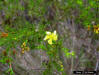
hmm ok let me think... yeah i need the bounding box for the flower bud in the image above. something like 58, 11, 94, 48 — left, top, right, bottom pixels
2, 50, 7, 56
13, 49, 16, 55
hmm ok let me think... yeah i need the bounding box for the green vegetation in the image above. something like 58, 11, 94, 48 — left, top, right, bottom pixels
0, 0, 98, 75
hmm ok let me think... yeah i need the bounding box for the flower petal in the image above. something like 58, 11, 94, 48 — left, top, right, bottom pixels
44, 35, 49, 40
48, 39, 52, 45
96, 30, 99, 34
52, 31, 58, 41
53, 30, 56, 34
46, 31, 51, 35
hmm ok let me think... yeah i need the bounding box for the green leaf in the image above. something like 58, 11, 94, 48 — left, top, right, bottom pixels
77, 0, 83, 5
0, 59, 5, 64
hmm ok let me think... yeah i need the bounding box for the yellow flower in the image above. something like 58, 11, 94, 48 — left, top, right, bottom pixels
44, 30, 58, 45
60, 65, 63, 68
48, 39, 52, 44
93, 25, 99, 34
44, 31, 51, 40
25, 47, 30, 51
21, 48, 25, 54
23, 42, 26, 47
51, 31, 58, 41
21, 41, 30, 54
21, 50, 25, 54
95, 30, 99, 34
87, 25, 90, 31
